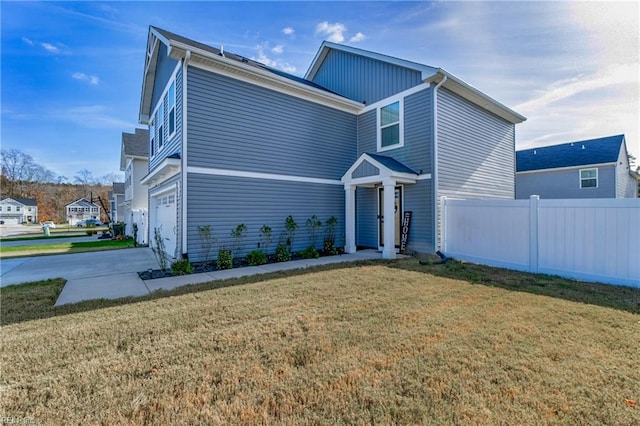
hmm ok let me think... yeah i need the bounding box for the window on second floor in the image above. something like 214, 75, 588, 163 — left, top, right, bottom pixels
150, 118, 155, 157
7, 206, 11, 212
157, 102, 164, 150
580, 168, 598, 189
16, 206, 21, 212
378, 100, 403, 151
168, 81, 176, 136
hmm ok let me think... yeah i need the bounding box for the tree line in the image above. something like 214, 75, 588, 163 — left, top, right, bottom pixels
1, 148, 122, 223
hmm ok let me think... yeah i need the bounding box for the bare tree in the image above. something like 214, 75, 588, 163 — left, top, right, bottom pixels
1, 148, 57, 198
74, 169, 95, 198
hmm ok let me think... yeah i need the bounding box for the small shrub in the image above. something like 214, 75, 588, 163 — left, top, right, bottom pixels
171, 259, 193, 276
231, 224, 248, 259
132, 223, 139, 247
305, 215, 322, 248
246, 249, 268, 266
217, 248, 233, 270
300, 246, 319, 259
151, 227, 170, 272
323, 216, 339, 255
260, 225, 273, 255
274, 242, 291, 262
197, 225, 217, 264
284, 215, 298, 247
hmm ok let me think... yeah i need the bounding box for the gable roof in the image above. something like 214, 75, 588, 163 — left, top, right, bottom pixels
120, 128, 149, 170
65, 198, 100, 208
1, 197, 37, 207
366, 153, 418, 175
516, 134, 626, 172
139, 27, 362, 123
306, 41, 526, 125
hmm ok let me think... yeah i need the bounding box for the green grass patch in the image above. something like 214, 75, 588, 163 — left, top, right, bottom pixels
0, 279, 66, 325
0, 234, 89, 242
0, 239, 133, 258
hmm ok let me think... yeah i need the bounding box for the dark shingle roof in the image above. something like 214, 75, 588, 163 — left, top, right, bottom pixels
151, 26, 336, 94
123, 128, 149, 157
516, 135, 625, 172
66, 198, 99, 208
367, 153, 418, 175
1, 197, 37, 206
111, 182, 125, 194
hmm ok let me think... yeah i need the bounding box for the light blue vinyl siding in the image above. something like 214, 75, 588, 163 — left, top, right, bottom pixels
312, 49, 422, 105
404, 180, 434, 253
352, 161, 379, 178
437, 88, 515, 199
149, 66, 183, 171
357, 89, 433, 174
186, 173, 345, 262
187, 66, 357, 179
356, 187, 377, 248
516, 166, 616, 199
151, 43, 179, 116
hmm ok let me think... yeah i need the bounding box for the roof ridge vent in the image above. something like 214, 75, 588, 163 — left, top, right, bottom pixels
582, 145, 585, 150
533, 149, 536, 155
570, 142, 574, 146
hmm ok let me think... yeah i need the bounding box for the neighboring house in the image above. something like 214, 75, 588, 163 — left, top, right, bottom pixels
0, 197, 38, 224
138, 26, 525, 261
516, 135, 638, 199
109, 182, 125, 223
120, 128, 150, 245
65, 198, 100, 226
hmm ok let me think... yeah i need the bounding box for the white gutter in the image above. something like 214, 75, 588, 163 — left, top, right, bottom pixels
181, 50, 190, 259
433, 75, 447, 251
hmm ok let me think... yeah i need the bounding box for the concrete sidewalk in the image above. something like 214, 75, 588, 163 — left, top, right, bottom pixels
54, 250, 383, 306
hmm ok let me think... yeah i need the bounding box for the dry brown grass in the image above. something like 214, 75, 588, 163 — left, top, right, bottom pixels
2, 264, 639, 424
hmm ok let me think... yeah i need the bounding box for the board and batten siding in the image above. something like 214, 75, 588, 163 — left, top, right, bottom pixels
311, 49, 423, 105
149, 65, 183, 171
186, 173, 344, 262
437, 88, 516, 200
186, 66, 357, 179
516, 166, 616, 199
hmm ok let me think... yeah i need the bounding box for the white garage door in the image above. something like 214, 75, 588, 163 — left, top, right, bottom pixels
154, 193, 177, 259
2, 217, 20, 225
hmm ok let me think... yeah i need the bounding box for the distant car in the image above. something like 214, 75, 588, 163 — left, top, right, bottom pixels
0, 220, 4, 225
77, 218, 104, 227
42, 221, 56, 228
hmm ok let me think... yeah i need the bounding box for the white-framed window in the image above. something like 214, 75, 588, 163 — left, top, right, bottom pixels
149, 118, 155, 157
7, 206, 11, 212
16, 206, 21, 212
580, 168, 598, 189
157, 101, 164, 150
168, 80, 176, 137
377, 99, 404, 152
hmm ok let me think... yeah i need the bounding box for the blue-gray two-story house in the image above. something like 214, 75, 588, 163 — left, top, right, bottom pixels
138, 26, 526, 261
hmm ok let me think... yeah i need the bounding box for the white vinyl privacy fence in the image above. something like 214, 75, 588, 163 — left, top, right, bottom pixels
129, 208, 148, 246
441, 196, 640, 287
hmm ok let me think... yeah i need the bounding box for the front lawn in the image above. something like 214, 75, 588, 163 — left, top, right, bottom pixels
1, 260, 638, 424
0, 239, 134, 258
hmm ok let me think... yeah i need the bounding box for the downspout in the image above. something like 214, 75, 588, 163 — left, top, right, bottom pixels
432, 74, 447, 251
181, 50, 190, 259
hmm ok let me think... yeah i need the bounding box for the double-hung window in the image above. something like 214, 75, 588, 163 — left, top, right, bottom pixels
168, 81, 176, 136
149, 118, 155, 157
157, 102, 164, 150
580, 168, 597, 188
378, 100, 403, 151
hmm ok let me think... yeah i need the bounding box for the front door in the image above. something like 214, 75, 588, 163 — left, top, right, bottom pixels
378, 186, 402, 248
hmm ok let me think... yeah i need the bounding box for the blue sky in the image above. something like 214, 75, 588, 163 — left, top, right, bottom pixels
2, 1, 638, 181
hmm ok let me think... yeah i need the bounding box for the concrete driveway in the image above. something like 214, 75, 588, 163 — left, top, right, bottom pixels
0, 248, 157, 287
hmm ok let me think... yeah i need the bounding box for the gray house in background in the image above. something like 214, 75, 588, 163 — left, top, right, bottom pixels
120, 128, 149, 245
0, 197, 38, 224
516, 135, 638, 199
108, 182, 125, 223
138, 26, 525, 261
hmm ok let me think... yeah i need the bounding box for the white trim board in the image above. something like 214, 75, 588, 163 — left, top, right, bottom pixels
187, 166, 342, 186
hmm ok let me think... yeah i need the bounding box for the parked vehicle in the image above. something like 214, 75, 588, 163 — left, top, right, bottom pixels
77, 219, 104, 227
42, 221, 56, 228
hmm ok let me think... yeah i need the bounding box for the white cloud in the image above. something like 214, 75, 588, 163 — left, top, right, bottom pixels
282, 27, 295, 36
272, 45, 284, 54
349, 32, 366, 43
72, 72, 100, 85
41, 42, 60, 53
252, 43, 296, 74
60, 105, 137, 129
316, 21, 346, 43
22, 37, 34, 46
